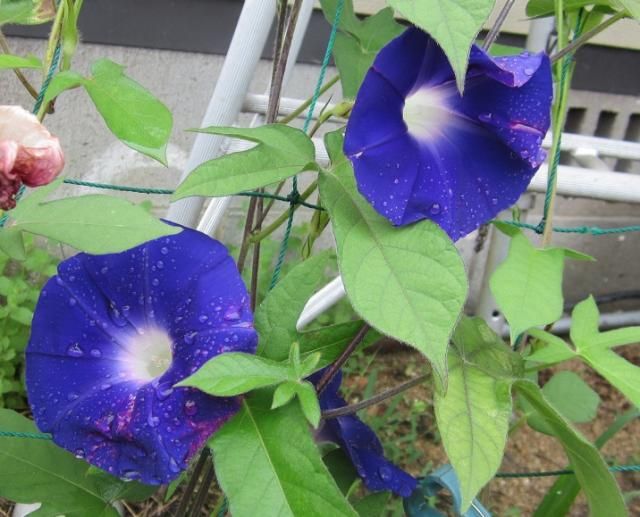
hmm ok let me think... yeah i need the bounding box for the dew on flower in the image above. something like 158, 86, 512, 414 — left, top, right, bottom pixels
344, 27, 552, 241
26, 226, 258, 484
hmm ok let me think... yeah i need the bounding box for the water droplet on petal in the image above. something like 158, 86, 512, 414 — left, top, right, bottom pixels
67, 392, 79, 401
169, 457, 180, 473
524, 67, 535, 76
223, 307, 241, 321
184, 400, 198, 416
429, 203, 441, 215
478, 112, 492, 123
68, 298, 77, 307
90, 348, 102, 358
67, 343, 84, 357
151, 278, 160, 287
379, 466, 392, 481
160, 246, 169, 255
184, 331, 197, 345
198, 314, 208, 323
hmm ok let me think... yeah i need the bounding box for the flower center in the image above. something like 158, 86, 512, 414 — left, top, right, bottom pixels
402, 87, 451, 141
126, 328, 174, 382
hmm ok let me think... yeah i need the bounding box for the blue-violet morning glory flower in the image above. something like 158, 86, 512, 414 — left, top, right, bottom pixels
26, 226, 257, 484
313, 370, 417, 497
344, 27, 553, 241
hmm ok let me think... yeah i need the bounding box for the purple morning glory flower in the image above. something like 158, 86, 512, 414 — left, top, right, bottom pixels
344, 27, 553, 241
25, 226, 257, 485
313, 371, 417, 497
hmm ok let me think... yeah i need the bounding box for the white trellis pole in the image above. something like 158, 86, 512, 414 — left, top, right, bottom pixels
165, 0, 277, 227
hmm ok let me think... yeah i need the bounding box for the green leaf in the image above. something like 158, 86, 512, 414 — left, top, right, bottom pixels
568, 296, 640, 406
322, 448, 358, 495
41, 70, 85, 104
617, 0, 640, 19
434, 317, 516, 511
298, 320, 380, 369
209, 393, 357, 517
173, 125, 317, 199
353, 492, 392, 517
527, 328, 575, 365
43, 60, 173, 164
255, 251, 332, 360
534, 407, 640, 516
0, 53, 41, 70
164, 471, 186, 502
177, 353, 294, 396
272, 381, 321, 428
7, 185, 180, 254
272, 381, 298, 409
541, 371, 600, 423
294, 381, 322, 428
525, 371, 600, 433
0, 0, 56, 26
319, 131, 467, 381
515, 381, 626, 516
0, 227, 26, 260
490, 230, 567, 343
319, 0, 404, 98
84, 59, 173, 164
388, 0, 496, 92
526, 0, 614, 17
0, 409, 119, 516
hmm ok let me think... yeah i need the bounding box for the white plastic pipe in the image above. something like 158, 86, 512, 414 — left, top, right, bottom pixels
166, 0, 277, 227
197, 0, 315, 237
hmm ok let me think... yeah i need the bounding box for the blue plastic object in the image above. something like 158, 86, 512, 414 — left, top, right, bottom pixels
403, 465, 492, 517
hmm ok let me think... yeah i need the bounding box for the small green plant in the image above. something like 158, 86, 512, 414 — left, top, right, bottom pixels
0, 237, 58, 409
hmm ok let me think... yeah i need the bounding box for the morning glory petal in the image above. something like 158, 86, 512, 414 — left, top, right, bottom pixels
344, 27, 553, 240
26, 226, 258, 484
313, 371, 417, 497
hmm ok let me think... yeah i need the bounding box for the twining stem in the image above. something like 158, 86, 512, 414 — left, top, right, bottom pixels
278, 75, 340, 124
249, 180, 318, 244
238, 0, 301, 274
322, 373, 429, 419
0, 30, 40, 101
482, 0, 516, 51
180, 4, 305, 512
174, 448, 211, 516
188, 460, 216, 516
316, 324, 371, 395
541, 0, 571, 247
36, 0, 67, 121
550, 11, 626, 64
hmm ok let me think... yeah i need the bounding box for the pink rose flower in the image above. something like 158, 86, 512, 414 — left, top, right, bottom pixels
0, 106, 64, 210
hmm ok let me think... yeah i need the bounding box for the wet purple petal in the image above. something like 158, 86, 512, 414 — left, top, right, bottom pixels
312, 371, 417, 497
26, 226, 257, 484
345, 27, 553, 240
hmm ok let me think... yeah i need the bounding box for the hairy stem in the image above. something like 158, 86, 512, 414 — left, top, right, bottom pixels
322, 373, 429, 419
0, 30, 40, 101
278, 75, 340, 124
482, 0, 516, 51
316, 324, 371, 395
541, 0, 573, 246
37, 0, 67, 121
550, 11, 626, 64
